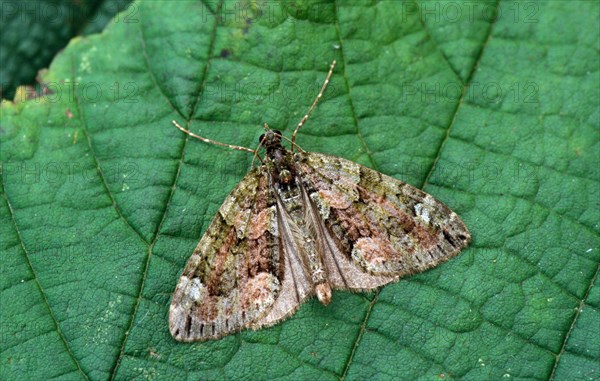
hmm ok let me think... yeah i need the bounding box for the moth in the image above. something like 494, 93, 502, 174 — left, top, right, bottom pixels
170, 61, 470, 342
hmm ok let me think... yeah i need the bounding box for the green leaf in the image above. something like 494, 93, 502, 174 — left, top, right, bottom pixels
1, 1, 598, 380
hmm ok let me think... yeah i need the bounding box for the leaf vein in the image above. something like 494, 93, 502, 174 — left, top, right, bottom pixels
1, 170, 90, 381
69, 57, 150, 246
422, 0, 500, 190
549, 263, 600, 380
109, 1, 223, 379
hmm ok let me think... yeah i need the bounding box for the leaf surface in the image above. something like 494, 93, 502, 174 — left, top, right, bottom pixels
1, 1, 598, 380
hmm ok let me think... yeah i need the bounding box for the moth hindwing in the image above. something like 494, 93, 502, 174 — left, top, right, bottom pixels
169, 61, 470, 342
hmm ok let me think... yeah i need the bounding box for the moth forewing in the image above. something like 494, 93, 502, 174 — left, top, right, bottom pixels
169, 169, 283, 342
170, 60, 470, 342
296, 152, 470, 278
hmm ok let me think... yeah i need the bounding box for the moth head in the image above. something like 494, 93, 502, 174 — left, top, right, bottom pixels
259, 129, 283, 148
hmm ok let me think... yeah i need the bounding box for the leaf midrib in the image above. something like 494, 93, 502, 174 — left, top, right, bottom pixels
108, 1, 222, 379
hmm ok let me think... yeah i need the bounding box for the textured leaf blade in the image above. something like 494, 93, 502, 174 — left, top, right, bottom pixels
1, 1, 598, 380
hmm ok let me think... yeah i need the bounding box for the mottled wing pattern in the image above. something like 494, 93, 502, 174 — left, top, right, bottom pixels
169, 168, 282, 342
297, 152, 470, 290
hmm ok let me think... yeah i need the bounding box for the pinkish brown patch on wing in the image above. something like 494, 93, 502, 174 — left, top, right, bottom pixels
354, 236, 396, 268
247, 235, 271, 276
248, 208, 271, 239
240, 272, 279, 312
319, 189, 352, 209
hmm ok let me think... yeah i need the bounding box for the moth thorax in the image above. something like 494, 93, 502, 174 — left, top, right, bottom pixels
316, 283, 332, 305
279, 169, 292, 184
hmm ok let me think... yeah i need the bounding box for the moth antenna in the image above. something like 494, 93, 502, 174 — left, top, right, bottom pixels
280, 134, 305, 152
172, 120, 256, 154
291, 60, 336, 152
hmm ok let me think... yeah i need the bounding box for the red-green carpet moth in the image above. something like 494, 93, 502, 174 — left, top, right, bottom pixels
170, 61, 470, 342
